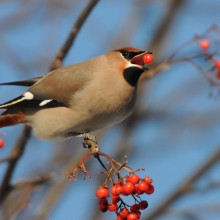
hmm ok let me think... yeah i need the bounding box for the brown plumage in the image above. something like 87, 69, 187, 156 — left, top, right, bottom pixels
0, 47, 151, 141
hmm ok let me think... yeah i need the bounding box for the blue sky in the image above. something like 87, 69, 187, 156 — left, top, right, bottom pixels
0, 0, 220, 220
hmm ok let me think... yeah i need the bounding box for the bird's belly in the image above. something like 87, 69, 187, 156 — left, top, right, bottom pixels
74, 105, 134, 133
70, 89, 137, 133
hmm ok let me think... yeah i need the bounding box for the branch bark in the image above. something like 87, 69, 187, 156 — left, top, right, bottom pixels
10, 173, 55, 190
0, 125, 31, 202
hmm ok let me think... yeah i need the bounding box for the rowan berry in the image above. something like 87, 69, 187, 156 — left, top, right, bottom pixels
0, 139, 4, 149
143, 53, 153, 64
215, 60, 220, 70
99, 198, 108, 208
127, 213, 138, 220
216, 71, 220, 79
126, 177, 131, 183
134, 185, 143, 195
116, 185, 123, 195
115, 180, 123, 185
121, 188, 129, 196
96, 187, 109, 199
123, 182, 135, 194
108, 202, 118, 212
99, 205, 108, 212
137, 182, 149, 193
144, 176, 153, 185
128, 174, 140, 184
119, 208, 129, 218
146, 184, 154, 195
112, 196, 120, 203
139, 200, 148, 210
130, 204, 139, 213
200, 40, 210, 50
136, 210, 141, 219
117, 215, 125, 220
110, 186, 117, 196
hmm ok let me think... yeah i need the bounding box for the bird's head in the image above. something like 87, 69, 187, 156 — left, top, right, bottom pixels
112, 47, 152, 87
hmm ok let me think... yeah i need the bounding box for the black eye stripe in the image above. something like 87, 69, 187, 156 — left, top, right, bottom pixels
120, 50, 145, 60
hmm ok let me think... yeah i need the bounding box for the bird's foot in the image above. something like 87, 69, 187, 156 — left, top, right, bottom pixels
68, 132, 98, 149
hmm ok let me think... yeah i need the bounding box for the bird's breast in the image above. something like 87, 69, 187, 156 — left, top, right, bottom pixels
69, 80, 137, 132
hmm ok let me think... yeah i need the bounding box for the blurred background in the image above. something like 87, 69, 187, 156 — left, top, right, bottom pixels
0, 0, 220, 219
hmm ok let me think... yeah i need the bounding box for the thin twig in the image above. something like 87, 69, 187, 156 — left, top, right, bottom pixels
3, 185, 33, 220
11, 173, 55, 191
95, 155, 114, 184
0, 125, 31, 202
0, 156, 14, 163
63, 150, 135, 181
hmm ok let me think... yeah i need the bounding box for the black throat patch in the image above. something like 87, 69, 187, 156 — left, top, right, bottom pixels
123, 67, 144, 87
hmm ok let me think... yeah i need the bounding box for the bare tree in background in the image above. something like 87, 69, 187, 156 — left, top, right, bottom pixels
0, 0, 220, 220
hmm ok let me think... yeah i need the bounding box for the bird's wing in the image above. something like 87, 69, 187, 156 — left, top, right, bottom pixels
0, 62, 94, 109
0, 76, 42, 87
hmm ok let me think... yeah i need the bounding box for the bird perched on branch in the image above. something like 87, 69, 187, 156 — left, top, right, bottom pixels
0, 47, 152, 145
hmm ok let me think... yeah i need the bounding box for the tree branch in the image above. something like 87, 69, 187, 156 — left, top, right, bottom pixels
0, 125, 31, 202
11, 173, 55, 191
0, 155, 14, 164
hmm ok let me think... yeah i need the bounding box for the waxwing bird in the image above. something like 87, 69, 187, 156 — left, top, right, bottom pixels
0, 47, 152, 143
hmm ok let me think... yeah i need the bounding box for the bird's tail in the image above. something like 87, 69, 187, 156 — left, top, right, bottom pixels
0, 111, 26, 128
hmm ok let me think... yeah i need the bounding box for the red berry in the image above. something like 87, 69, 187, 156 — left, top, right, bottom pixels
139, 200, 148, 210
126, 177, 131, 183
143, 53, 153, 64
216, 71, 220, 79
112, 196, 120, 203
96, 187, 109, 199
108, 202, 118, 212
99, 198, 108, 208
110, 186, 117, 196
134, 185, 143, 195
115, 180, 123, 185
121, 187, 129, 196
127, 213, 138, 220
123, 182, 135, 194
144, 176, 153, 185
130, 204, 139, 213
136, 210, 141, 219
215, 60, 220, 70
116, 185, 123, 195
146, 184, 154, 195
200, 40, 210, 50
117, 215, 125, 220
129, 174, 140, 184
137, 182, 149, 193
99, 205, 108, 212
119, 208, 129, 218
0, 139, 4, 149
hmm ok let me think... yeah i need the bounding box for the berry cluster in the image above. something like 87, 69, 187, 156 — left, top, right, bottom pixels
96, 174, 154, 219
64, 149, 153, 219
199, 39, 220, 79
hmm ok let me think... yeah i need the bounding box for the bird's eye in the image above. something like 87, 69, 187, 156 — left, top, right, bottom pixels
121, 50, 129, 58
